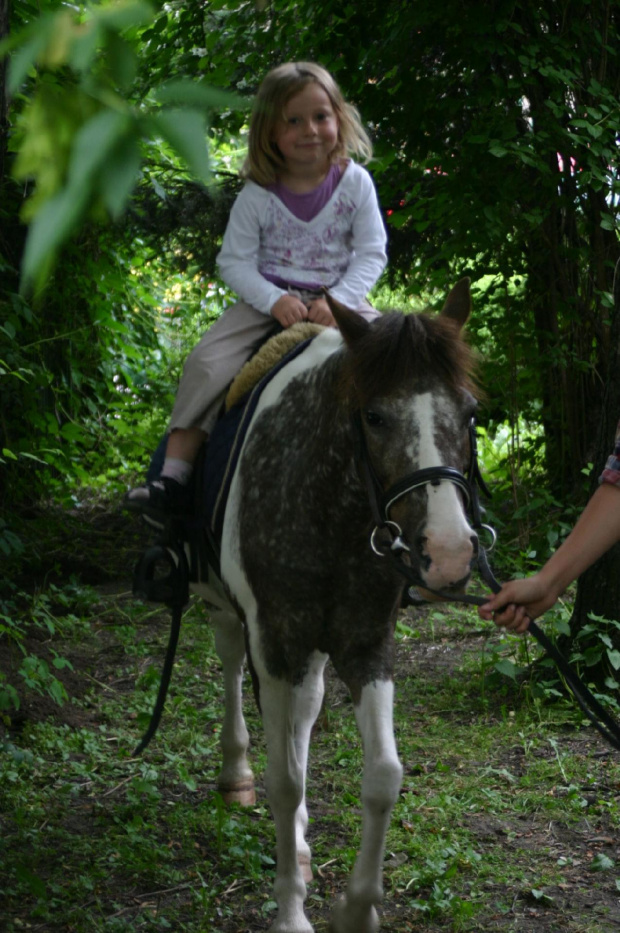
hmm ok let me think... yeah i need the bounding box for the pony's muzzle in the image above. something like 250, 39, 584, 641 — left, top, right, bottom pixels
416, 527, 476, 591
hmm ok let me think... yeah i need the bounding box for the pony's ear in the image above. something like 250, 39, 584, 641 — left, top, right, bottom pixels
325, 291, 371, 346
440, 278, 471, 330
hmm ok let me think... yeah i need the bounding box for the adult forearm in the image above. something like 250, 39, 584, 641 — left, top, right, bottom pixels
536, 483, 620, 597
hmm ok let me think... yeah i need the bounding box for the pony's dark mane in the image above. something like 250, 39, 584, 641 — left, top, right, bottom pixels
339, 311, 476, 406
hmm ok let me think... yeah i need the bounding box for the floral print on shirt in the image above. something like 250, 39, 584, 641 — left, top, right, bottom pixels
259, 194, 356, 287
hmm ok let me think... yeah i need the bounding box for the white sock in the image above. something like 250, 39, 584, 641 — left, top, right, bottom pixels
160, 458, 193, 486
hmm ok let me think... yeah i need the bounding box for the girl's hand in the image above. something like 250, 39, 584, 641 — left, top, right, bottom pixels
307, 297, 336, 327
271, 295, 309, 328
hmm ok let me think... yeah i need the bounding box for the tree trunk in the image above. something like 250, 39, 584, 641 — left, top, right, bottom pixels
0, 0, 10, 188
568, 262, 620, 665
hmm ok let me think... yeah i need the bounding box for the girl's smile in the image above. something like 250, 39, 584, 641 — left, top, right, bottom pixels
273, 83, 339, 184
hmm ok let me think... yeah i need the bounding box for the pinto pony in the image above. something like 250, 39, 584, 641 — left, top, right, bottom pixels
194, 279, 478, 933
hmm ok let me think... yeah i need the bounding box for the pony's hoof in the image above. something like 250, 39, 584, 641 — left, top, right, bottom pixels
268, 915, 314, 933
217, 781, 256, 806
298, 853, 313, 883
328, 899, 379, 933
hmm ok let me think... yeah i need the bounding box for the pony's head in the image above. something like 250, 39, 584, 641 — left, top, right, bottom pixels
329, 279, 478, 595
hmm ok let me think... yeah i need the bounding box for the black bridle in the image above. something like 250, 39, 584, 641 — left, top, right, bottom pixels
353, 412, 495, 568
353, 411, 620, 753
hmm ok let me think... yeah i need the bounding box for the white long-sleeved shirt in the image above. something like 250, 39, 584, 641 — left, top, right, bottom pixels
216, 161, 387, 314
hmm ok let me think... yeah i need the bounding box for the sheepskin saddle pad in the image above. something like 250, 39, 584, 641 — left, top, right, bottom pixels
225, 321, 325, 410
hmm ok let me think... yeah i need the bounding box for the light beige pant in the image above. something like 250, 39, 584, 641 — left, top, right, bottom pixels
168, 295, 380, 435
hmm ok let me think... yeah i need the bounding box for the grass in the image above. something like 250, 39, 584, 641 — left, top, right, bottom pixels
1, 583, 620, 932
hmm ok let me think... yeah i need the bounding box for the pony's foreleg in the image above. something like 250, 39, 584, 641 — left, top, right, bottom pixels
291, 652, 327, 883
329, 680, 403, 933
211, 608, 255, 806
260, 654, 327, 933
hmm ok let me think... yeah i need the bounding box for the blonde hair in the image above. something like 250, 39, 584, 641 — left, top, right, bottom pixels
242, 62, 373, 186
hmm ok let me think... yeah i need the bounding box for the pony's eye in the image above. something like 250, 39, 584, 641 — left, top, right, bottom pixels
365, 410, 384, 428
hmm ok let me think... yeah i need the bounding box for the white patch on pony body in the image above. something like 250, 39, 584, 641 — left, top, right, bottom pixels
409, 392, 474, 590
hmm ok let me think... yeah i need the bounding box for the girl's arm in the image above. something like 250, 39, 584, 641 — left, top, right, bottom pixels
327, 167, 387, 309
479, 482, 620, 631
216, 187, 286, 314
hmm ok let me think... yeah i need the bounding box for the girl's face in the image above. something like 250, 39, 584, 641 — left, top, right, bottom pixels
273, 82, 339, 174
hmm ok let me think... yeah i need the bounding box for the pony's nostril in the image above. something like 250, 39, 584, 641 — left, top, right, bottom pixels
416, 537, 431, 571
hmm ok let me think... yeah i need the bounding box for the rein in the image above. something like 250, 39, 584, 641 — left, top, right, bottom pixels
353, 413, 620, 753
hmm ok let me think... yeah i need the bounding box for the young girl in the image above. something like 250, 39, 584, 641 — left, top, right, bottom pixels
127, 61, 387, 518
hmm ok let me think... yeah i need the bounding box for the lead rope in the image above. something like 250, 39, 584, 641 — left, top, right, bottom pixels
354, 414, 620, 751
383, 543, 620, 752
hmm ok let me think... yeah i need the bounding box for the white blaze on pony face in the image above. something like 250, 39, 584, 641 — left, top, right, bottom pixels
407, 391, 475, 591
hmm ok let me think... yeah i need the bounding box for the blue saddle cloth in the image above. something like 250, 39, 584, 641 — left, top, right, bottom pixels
146, 335, 316, 548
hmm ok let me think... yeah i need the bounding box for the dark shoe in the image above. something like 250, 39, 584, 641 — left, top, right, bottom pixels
124, 477, 191, 522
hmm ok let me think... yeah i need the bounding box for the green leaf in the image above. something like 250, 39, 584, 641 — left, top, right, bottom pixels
591, 853, 614, 872
99, 135, 142, 218
21, 110, 129, 287
69, 110, 130, 190
21, 187, 87, 289
553, 618, 571, 637
95, 0, 154, 32
105, 32, 139, 90
15, 865, 47, 899
5, 15, 54, 94
530, 888, 554, 905
606, 649, 620, 671
151, 109, 211, 183
494, 659, 517, 681
154, 79, 244, 111
68, 21, 102, 73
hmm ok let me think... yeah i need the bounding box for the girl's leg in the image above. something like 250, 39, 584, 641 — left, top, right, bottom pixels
165, 427, 208, 464
126, 302, 276, 515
